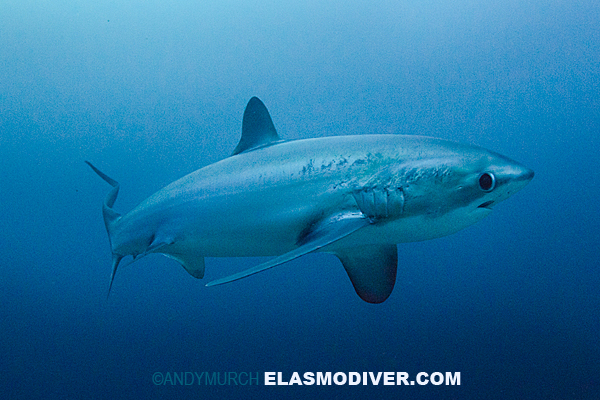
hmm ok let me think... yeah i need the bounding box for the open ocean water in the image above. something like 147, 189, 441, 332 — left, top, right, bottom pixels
1, 1, 598, 399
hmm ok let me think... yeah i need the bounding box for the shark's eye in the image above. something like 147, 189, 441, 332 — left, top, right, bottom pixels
478, 172, 496, 192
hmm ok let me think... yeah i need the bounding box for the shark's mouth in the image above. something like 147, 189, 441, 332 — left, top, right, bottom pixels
478, 200, 495, 209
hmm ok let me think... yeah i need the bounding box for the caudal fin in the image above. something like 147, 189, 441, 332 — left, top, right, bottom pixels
86, 161, 123, 297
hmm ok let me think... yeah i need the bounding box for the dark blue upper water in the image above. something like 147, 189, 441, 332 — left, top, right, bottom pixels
1, 1, 598, 399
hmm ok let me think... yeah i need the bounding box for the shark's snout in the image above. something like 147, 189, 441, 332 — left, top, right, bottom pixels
524, 168, 535, 181
512, 164, 535, 192
493, 161, 534, 203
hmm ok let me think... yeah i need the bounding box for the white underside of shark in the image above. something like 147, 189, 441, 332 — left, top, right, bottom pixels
88, 97, 533, 303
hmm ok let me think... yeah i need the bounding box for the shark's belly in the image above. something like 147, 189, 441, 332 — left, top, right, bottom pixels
328, 208, 487, 250
160, 181, 344, 257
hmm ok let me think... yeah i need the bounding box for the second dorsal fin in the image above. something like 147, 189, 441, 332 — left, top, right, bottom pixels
232, 97, 281, 155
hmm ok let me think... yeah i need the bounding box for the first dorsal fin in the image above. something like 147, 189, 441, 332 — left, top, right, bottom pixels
232, 97, 281, 155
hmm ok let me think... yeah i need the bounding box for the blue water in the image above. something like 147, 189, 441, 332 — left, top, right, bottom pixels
1, 1, 599, 399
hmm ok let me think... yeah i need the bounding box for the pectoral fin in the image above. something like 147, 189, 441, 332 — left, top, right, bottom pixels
333, 245, 398, 303
206, 212, 369, 287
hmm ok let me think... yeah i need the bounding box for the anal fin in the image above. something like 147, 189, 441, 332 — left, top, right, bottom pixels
333, 245, 398, 304
164, 253, 206, 279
